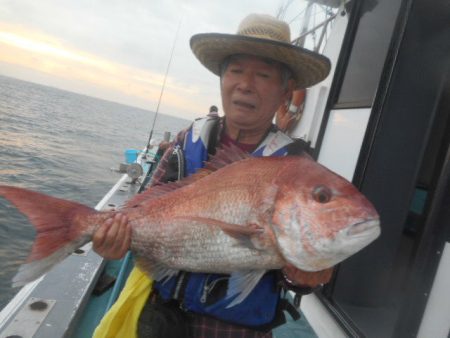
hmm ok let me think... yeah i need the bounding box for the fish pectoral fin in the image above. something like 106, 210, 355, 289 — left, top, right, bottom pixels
152, 264, 179, 283
225, 270, 267, 308
136, 258, 178, 283
176, 216, 264, 239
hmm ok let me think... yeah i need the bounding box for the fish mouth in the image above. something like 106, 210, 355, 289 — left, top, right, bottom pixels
348, 219, 380, 236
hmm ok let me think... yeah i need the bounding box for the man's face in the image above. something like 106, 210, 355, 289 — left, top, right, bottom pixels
221, 55, 293, 133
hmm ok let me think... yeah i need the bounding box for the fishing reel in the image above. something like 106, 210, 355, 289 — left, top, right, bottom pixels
114, 162, 144, 183
126, 163, 144, 181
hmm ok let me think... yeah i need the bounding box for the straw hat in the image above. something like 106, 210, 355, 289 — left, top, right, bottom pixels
190, 14, 331, 89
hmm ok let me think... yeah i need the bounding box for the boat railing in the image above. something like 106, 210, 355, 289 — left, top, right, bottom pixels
0, 146, 160, 338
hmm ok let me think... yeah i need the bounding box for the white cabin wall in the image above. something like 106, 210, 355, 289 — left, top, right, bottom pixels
300, 294, 347, 337
291, 6, 369, 337
290, 8, 348, 147
299, 107, 372, 337
317, 108, 371, 180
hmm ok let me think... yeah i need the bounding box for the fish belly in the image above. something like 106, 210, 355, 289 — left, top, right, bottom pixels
130, 217, 284, 275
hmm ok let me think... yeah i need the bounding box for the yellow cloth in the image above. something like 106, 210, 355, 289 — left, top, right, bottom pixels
93, 267, 153, 338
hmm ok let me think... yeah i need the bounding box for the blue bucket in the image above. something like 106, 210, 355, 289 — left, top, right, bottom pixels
125, 149, 140, 164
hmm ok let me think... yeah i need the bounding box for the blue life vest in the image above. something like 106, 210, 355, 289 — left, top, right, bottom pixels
154, 117, 294, 327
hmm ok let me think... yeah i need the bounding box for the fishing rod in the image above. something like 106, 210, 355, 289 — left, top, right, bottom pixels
145, 18, 183, 152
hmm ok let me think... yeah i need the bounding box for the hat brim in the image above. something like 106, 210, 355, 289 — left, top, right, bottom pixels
190, 33, 331, 89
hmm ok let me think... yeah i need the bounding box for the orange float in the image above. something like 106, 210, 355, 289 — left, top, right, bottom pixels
275, 88, 306, 132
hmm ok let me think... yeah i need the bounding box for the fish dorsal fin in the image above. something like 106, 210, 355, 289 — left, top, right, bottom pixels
125, 144, 251, 208
124, 182, 180, 208
205, 144, 251, 171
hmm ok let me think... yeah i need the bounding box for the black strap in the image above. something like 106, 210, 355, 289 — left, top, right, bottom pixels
252, 294, 302, 332
171, 271, 191, 305
286, 138, 313, 155
207, 117, 221, 156
279, 298, 301, 321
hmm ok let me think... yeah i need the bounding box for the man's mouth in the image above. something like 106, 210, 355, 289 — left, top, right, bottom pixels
233, 100, 256, 110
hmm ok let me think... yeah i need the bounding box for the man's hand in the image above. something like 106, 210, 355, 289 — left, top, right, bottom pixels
92, 213, 131, 260
282, 264, 333, 288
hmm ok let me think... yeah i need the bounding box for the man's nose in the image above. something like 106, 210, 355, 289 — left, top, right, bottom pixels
237, 72, 255, 93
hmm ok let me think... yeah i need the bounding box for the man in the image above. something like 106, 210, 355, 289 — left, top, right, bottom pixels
207, 105, 219, 117
93, 13, 332, 337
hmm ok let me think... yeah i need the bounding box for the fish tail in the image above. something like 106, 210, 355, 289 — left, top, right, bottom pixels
0, 185, 97, 286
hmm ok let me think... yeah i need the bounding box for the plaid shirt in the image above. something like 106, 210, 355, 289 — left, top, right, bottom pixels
190, 313, 273, 338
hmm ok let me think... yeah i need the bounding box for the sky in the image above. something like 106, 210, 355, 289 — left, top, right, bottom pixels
0, 0, 313, 121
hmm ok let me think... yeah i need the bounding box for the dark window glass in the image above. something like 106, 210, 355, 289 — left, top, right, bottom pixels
335, 0, 402, 108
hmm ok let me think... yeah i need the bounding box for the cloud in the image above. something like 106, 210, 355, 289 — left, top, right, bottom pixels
0, 21, 217, 119
0, 0, 312, 120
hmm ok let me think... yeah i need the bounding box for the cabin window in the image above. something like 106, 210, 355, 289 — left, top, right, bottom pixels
334, 0, 402, 108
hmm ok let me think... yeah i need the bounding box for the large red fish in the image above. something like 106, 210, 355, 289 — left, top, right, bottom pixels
0, 147, 380, 306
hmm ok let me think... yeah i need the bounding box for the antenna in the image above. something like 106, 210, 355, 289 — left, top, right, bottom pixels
146, 18, 183, 150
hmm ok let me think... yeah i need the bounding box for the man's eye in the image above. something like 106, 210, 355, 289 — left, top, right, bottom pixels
257, 72, 270, 78
229, 68, 243, 74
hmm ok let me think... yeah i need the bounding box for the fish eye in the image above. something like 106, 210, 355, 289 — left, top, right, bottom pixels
312, 186, 332, 204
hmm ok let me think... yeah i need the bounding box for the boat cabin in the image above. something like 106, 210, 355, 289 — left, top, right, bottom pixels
294, 0, 450, 336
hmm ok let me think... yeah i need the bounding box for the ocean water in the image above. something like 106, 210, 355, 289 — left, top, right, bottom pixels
0, 75, 190, 309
